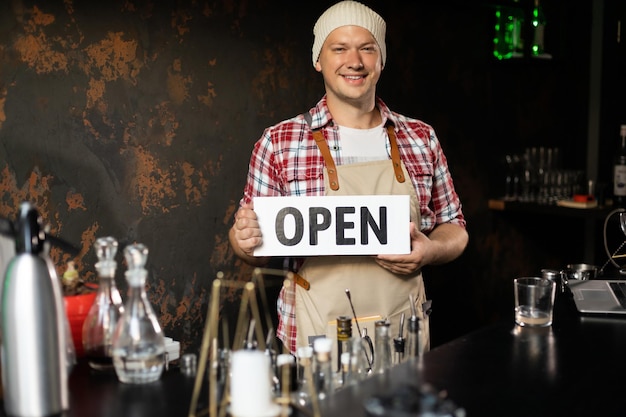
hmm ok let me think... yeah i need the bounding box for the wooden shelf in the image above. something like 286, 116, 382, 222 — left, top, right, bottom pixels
487, 199, 615, 220
488, 198, 624, 265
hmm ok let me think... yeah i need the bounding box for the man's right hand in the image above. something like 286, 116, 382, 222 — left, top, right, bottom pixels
229, 202, 269, 266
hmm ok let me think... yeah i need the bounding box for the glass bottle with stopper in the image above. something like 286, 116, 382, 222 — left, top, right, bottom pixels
336, 315, 352, 374
531, 0, 550, 58
404, 295, 424, 361
372, 319, 392, 374
393, 313, 406, 365
313, 337, 334, 400
112, 243, 166, 384
82, 236, 124, 371
295, 346, 314, 407
334, 315, 353, 389
613, 124, 626, 208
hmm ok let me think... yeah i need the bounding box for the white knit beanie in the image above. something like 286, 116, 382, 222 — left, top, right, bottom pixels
312, 1, 386, 67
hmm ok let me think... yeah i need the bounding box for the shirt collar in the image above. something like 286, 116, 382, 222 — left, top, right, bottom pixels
307, 96, 398, 131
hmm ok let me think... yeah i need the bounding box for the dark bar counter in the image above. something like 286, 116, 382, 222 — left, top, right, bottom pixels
321, 286, 626, 417
2, 286, 626, 417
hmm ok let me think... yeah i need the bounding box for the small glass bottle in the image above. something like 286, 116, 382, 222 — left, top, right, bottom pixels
313, 337, 333, 400
295, 346, 314, 407
82, 236, 124, 371
404, 314, 423, 361
350, 334, 371, 382
338, 315, 366, 388
111, 243, 166, 384
335, 316, 352, 374
276, 353, 298, 406
613, 124, 626, 208
493, 0, 524, 60
372, 320, 392, 374
531, 0, 548, 58
392, 313, 406, 365
338, 352, 352, 389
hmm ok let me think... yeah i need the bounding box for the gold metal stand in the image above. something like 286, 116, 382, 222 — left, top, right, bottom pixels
187, 269, 295, 417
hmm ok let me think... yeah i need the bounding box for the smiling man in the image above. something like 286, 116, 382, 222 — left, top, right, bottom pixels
229, 1, 468, 355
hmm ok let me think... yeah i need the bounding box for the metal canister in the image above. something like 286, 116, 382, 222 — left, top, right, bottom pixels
565, 264, 598, 280
541, 268, 564, 293
0, 203, 69, 417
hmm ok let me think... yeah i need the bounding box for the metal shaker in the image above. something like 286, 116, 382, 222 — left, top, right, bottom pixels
0, 202, 70, 416
541, 268, 563, 292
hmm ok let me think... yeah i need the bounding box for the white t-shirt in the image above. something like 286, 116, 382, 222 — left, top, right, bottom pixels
338, 123, 387, 165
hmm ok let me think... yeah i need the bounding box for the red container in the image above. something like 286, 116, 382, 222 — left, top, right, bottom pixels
64, 287, 97, 357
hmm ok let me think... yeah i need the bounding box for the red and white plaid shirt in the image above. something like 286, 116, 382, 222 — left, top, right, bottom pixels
238, 96, 466, 353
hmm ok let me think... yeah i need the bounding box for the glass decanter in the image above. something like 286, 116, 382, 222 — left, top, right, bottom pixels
111, 243, 165, 384
82, 236, 124, 371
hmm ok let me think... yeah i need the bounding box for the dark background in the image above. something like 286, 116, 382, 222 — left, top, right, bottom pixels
0, 0, 624, 355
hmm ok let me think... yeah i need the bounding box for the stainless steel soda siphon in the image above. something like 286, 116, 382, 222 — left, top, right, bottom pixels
0, 202, 71, 416
82, 236, 124, 371
111, 243, 166, 384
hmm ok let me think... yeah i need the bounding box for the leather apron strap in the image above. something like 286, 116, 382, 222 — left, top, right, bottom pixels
311, 130, 339, 191
310, 124, 405, 190
387, 125, 406, 184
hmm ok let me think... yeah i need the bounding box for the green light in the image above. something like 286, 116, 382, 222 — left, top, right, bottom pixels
493, 5, 524, 60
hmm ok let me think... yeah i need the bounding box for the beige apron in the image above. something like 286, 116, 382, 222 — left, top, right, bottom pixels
294, 124, 430, 353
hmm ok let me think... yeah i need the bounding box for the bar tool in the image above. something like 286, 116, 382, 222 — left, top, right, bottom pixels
393, 313, 405, 364
345, 288, 374, 370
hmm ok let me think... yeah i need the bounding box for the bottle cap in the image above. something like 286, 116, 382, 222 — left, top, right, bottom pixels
124, 243, 148, 270
95, 237, 118, 262
297, 346, 313, 359
313, 337, 332, 353
180, 353, 197, 376
276, 353, 295, 367
336, 315, 353, 340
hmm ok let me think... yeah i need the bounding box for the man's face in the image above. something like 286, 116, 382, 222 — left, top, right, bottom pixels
315, 25, 382, 105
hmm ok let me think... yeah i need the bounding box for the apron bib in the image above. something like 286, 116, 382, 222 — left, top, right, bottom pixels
294, 126, 430, 354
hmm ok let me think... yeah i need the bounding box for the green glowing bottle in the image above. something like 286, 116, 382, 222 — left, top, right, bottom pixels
493, 1, 524, 60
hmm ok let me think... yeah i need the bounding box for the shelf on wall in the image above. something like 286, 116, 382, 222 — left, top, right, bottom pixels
488, 198, 614, 220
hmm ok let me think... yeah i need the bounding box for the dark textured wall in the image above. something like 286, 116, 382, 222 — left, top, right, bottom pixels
0, 0, 597, 355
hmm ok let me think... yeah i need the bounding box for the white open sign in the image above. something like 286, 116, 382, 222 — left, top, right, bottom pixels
253, 195, 410, 256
